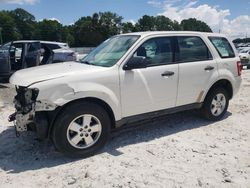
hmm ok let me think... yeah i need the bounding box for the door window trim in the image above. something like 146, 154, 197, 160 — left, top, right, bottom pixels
123, 35, 214, 70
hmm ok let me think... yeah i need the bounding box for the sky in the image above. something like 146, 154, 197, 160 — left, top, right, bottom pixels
0, 0, 250, 39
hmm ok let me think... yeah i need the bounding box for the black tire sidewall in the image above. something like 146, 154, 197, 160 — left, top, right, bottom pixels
52, 102, 111, 157
202, 87, 229, 121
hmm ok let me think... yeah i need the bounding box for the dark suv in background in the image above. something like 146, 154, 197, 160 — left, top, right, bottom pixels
0, 40, 76, 78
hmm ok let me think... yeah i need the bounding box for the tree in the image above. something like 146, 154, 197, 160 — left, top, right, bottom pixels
61, 26, 74, 46
180, 18, 212, 32
0, 8, 215, 47
98, 12, 123, 37
73, 16, 100, 46
0, 11, 21, 43
121, 22, 137, 33
135, 15, 182, 32
136, 15, 156, 31
73, 12, 123, 46
36, 19, 63, 41
10, 8, 36, 40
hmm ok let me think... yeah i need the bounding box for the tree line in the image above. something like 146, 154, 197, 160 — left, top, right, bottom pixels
0, 8, 213, 47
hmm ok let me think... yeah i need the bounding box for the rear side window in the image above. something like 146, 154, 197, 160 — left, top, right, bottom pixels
209, 37, 235, 58
176, 36, 212, 63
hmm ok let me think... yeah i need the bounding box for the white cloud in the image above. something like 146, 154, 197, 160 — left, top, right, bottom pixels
150, 0, 250, 39
0, 0, 38, 5
48, 18, 61, 23
222, 16, 250, 38
184, 1, 198, 8
128, 19, 136, 25
38, 18, 61, 23
147, 0, 162, 8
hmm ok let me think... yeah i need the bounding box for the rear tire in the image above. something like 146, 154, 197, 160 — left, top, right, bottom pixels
52, 101, 111, 157
200, 87, 229, 121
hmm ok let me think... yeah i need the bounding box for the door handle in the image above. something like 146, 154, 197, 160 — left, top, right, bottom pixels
161, 71, 175, 77
204, 66, 214, 71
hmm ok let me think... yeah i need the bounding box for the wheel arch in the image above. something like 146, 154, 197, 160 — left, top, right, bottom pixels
48, 97, 116, 138
204, 79, 233, 101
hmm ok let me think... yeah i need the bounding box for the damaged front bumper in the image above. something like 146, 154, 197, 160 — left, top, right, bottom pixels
9, 86, 38, 132
8, 86, 56, 138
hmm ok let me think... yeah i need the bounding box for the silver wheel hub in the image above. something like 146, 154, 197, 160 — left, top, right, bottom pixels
66, 114, 102, 149
210, 93, 226, 116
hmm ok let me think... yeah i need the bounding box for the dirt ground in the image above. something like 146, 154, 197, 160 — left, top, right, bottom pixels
0, 70, 250, 188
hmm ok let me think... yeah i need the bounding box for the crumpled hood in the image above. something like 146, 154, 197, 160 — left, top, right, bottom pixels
9, 62, 104, 87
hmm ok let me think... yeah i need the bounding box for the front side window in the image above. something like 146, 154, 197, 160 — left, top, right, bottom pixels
176, 36, 212, 63
209, 37, 235, 58
132, 37, 173, 66
81, 35, 140, 67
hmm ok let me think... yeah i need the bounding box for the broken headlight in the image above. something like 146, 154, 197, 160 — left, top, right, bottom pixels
14, 86, 39, 114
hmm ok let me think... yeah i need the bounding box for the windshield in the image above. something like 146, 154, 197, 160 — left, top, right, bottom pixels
81, 35, 140, 67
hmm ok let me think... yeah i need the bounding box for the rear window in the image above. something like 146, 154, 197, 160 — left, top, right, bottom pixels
209, 37, 235, 58
176, 36, 212, 63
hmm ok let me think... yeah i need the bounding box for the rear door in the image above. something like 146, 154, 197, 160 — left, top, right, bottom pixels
176, 35, 218, 106
25, 42, 41, 68
0, 42, 11, 76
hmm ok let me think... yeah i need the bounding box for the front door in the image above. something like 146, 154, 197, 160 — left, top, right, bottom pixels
0, 42, 11, 76
120, 36, 179, 117
25, 42, 41, 68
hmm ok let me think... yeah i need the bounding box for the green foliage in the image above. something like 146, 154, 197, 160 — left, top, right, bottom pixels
10, 8, 36, 40
36, 19, 63, 41
0, 8, 213, 46
180, 18, 212, 32
73, 12, 123, 47
136, 15, 182, 31
0, 10, 21, 43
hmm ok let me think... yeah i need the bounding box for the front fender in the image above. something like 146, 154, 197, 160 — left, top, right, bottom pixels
32, 82, 121, 121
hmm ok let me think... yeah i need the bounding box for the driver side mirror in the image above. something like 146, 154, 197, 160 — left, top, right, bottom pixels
123, 56, 147, 70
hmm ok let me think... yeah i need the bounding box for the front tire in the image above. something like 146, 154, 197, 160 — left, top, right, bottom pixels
201, 87, 229, 121
52, 101, 111, 157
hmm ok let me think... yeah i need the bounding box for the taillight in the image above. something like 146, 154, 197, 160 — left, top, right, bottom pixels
237, 61, 242, 76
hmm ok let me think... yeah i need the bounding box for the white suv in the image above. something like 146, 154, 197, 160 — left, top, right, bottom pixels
9, 31, 242, 157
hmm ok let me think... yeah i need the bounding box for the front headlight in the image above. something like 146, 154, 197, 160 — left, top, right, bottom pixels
14, 87, 39, 114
